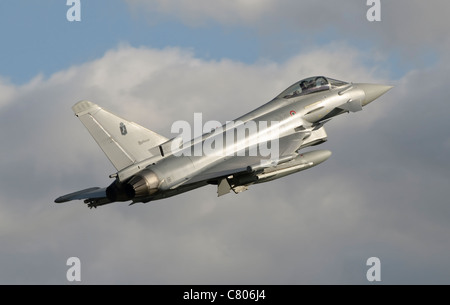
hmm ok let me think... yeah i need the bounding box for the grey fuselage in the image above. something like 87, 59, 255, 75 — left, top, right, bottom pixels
105, 76, 392, 204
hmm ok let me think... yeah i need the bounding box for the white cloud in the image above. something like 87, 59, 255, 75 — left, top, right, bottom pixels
1, 44, 450, 284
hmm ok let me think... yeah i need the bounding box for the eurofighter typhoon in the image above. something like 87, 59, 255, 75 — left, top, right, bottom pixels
55, 76, 392, 208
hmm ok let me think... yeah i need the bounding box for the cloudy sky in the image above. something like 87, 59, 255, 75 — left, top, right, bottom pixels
0, 0, 449, 284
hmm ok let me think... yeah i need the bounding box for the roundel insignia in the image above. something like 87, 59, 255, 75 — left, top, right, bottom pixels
290, 110, 296, 116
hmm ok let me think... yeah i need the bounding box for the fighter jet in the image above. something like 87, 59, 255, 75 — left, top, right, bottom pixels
55, 76, 392, 208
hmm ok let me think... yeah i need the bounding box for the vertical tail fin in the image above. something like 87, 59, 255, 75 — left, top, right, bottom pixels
72, 101, 168, 171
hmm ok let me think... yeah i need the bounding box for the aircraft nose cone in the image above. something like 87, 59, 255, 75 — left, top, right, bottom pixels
358, 84, 393, 106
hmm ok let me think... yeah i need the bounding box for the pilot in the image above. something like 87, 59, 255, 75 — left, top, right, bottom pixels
300, 81, 306, 91
315, 77, 327, 87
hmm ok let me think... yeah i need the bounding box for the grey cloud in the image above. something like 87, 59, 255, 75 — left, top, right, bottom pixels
0, 44, 449, 284
126, 0, 450, 57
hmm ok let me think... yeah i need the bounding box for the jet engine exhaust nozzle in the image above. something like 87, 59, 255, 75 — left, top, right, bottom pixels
126, 169, 160, 199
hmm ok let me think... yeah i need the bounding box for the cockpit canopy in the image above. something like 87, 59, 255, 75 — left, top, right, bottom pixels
277, 76, 348, 99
